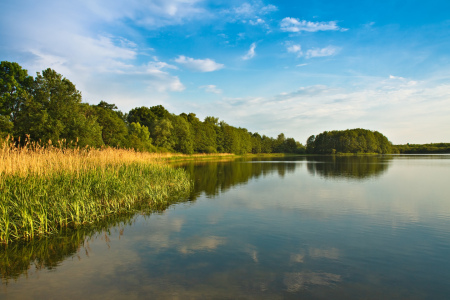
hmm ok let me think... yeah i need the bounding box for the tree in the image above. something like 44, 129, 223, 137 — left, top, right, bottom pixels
171, 114, 194, 154
92, 101, 128, 147
128, 122, 156, 152
0, 61, 34, 124
152, 118, 174, 150
284, 137, 297, 153
0, 61, 34, 137
185, 113, 217, 153
306, 135, 316, 154
0, 115, 13, 139
150, 105, 170, 120
251, 132, 262, 154
15, 68, 102, 146
273, 133, 286, 153
127, 107, 156, 129
261, 135, 274, 153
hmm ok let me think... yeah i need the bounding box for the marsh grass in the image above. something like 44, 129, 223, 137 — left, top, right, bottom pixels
0, 137, 191, 244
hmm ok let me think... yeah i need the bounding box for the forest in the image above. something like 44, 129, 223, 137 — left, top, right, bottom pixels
0, 61, 305, 155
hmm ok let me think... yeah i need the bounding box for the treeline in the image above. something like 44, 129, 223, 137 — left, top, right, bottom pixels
395, 143, 450, 154
306, 128, 396, 154
0, 61, 305, 154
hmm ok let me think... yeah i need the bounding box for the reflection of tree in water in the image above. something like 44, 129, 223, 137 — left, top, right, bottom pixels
176, 158, 302, 200
306, 156, 392, 180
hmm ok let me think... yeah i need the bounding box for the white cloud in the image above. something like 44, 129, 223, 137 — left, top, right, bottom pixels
242, 43, 257, 60
0, 0, 193, 102
200, 85, 222, 94
229, 2, 277, 18
260, 4, 278, 14
249, 18, 265, 26
280, 17, 340, 32
305, 46, 339, 58
221, 2, 277, 30
142, 61, 185, 92
389, 75, 405, 80
84, 0, 210, 28
175, 55, 224, 72
286, 42, 337, 59
286, 43, 303, 57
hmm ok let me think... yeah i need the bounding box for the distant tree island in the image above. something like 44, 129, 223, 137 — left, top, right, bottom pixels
306, 128, 395, 154
1, 61, 448, 155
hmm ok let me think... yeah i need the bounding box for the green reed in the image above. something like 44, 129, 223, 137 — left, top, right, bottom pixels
0, 163, 191, 244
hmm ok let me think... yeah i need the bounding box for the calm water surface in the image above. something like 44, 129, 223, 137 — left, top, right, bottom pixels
1, 155, 450, 299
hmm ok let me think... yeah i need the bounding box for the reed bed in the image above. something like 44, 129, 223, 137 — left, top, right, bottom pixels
0, 137, 191, 244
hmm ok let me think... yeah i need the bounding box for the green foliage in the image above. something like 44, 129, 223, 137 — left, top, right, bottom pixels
170, 115, 194, 154
10, 68, 103, 146
92, 101, 128, 147
152, 118, 174, 150
128, 122, 156, 152
0, 115, 13, 138
0, 61, 34, 125
127, 106, 156, 129
306, 129, 394, 154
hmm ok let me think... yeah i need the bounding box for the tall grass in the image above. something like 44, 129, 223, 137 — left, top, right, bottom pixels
0, 137, 191, 244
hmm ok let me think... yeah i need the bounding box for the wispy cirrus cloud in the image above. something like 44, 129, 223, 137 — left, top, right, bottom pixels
83, 0, 210, 28
242, 43, 257, 60
285, 43, 338, 59
221, 2, 277, 30
305, 46, 339, 58
225, 2, 277, 19
200, 84, 222, 94
175, 55, 224, 72
280, 17, 340, 32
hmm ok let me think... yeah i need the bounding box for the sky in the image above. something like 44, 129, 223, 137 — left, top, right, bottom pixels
1, 0, 450, 144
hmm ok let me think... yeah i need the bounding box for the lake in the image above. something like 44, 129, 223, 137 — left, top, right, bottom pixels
1, 155, 450, 299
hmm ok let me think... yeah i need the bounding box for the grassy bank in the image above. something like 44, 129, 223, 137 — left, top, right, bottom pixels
334, 152, 380, 156
0, 139, 191, 244
163, 152, 236, 162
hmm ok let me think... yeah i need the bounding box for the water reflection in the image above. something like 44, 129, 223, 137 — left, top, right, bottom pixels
0, 215, 130, 283
176, 156, 392, 201
0, 199, 188, 283
284, 272, 341, 292
176, 158, 301, 200
306, 155, 391, 180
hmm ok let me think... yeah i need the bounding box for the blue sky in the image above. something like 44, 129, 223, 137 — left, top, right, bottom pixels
1, 0, 450, 144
